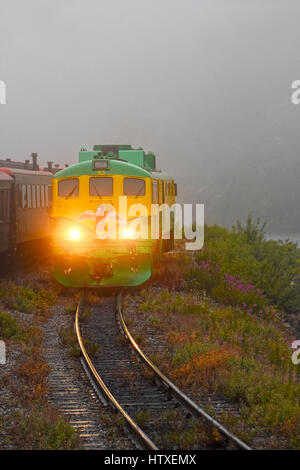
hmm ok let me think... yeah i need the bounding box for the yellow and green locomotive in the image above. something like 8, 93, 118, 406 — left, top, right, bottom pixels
51, 145, 176, 287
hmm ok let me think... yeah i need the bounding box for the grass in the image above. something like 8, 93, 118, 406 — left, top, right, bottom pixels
123, 219, 300, 448
64, 304, 77, 315
58, 326, 99, 357
0, 298, 83, 449
125, 288, 300, 449
0, 282, 55, 316
16, 353, 50, 401
152, 250, 191, 290
64, 303, 91, 320
135, 409, 150, 426
156, 408, 227, 449
3, 409, 82, 450
80, 307, 92, 321
0, 311, 19, 339
189, 216, 300, 313
58, 326, 80, 357
100, 411, 126, 444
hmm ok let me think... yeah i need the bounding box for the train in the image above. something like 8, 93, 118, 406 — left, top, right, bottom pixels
0, 167, 52, 264
51, 145, 177, 287
0, 153, 63, 265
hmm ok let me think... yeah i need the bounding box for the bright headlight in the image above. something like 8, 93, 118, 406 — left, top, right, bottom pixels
122, 228, 134, 238
69, 229, 80, 240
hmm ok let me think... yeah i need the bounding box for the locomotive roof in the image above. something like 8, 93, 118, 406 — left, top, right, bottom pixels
149, 169, 173, 181
54, 159, 173, 181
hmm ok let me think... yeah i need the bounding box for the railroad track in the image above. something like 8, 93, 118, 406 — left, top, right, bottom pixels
75, 292, 252, 450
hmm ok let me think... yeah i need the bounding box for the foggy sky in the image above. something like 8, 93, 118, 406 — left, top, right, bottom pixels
1, 0, 300, 231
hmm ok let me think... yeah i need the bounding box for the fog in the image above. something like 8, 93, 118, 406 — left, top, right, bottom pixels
1, 0, 300, 231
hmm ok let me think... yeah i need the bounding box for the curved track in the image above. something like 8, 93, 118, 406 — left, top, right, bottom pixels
75, 292, 252, 450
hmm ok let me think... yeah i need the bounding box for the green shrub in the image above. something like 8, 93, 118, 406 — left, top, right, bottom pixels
172, 342, 212, 365
188, 215, 300, 313
135, 409, 150, 425
58, 327, 80, 356
0, 283, 55, 314
0, 311, 19, 338
7, 411, 82, 450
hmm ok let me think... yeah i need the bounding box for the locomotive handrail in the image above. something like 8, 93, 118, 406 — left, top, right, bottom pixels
75, 296, 158, 450
116, 292, 252, 451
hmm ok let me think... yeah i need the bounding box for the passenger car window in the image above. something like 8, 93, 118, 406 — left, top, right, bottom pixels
36, 185, 40, 208
16, 185, 21, 208
40, 185, 45, 207
22, 185, 27, 209
0, 191, 4, 220
58, 178, 79, 197
1, 191, 6, 220
0, 190, 8, 220
27, 185, 31, 208
123, 178, 145, 197
32, 185, 36, 208
89, 177, 113, 197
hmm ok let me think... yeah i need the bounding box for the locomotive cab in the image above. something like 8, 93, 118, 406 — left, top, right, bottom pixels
51, 145, 176, 288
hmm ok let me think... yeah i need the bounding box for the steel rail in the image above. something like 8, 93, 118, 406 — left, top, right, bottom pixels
116, 292, 252, 451
75, 295, 158, 450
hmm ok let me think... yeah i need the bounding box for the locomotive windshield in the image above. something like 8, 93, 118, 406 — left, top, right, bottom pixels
89, 177, 113, 197
58, 178, 79, 198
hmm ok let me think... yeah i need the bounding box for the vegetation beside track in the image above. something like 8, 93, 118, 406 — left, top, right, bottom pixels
58, 325, 99, 357
124, 287, 300, 449
0, 282, 55, 316
124, 218, 300, 449
0, 279, 82, 450
191, 215, 300, 314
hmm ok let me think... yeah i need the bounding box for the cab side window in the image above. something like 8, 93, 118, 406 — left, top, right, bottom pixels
152, 181, 158, 203
48, 185, 52, 206
161, 182, 165, 203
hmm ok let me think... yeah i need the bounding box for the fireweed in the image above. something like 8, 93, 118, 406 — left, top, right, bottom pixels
187, 259, 271, 317
196, 220, 300, 313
